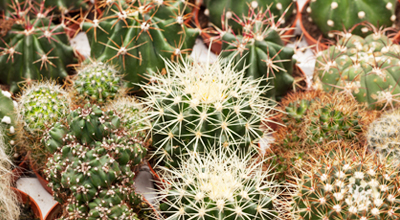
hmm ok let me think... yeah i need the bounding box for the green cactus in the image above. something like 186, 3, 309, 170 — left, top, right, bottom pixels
44, 104, 148, 219
294, 147, 400, 219
156, 147, 284, 220
82, 0, 199, 92
141, 57, 277, 168
314, 32, 400, 110
203, 0, 296, 34
72, 61, 124, 105
0, 0, 88, 15
308, 0, 397, 37
0, 4, 77, 93
367, 109, 400, 163
0, 90, 17, 158
220, 7, 295, 100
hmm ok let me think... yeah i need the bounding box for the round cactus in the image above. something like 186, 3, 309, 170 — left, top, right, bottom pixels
294, 146, 400, 219
367, 109, 400, 163
72, 61, 124, 105
220, 7, 296, 100
141, 57, 277, 168
0, 4, 77, 93
308, 0, 397, 37
0, 90, 18, 157
155, 147, 284, 220
44, 104, 148, 219
313, 32, 400, 110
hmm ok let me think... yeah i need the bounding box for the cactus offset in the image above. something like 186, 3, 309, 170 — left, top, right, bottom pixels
314, 32, 400, 110
141, 57, 277, 168
220, 7, 295, 100
83, 0, 199, 92
308, 0, 397, 37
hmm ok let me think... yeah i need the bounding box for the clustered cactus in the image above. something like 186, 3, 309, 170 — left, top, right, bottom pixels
308, 0, 397, 37
45, 104, 148, 219
314, 32, 400, 110
142, 57, 276, 167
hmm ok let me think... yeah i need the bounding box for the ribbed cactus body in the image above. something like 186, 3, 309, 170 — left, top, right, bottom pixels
0, 8, 76, 93
83, 0, 199, 92
309, 0, 397, 37
314, 33, 400, 110
0, 90, 17, 156
204, 0, 295, 33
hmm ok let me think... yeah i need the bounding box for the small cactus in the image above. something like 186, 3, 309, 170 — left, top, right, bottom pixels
141, 57, 277, 167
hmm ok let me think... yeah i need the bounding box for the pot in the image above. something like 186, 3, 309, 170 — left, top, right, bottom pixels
30, 160, 53, 195
44, 203, 62, 220
12, 187, 43, 220
11, 154, 28, 183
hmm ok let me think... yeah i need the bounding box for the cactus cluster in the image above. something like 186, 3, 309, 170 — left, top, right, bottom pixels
156, 147, 284, 220
294, 146, 400, 219
83, 0, 199, 92
71, 61, 124, 105
367, 109, 400, 163
142, 57, 276, 168
44, 104, 148, 219
220, 6, 296, 100
0, 90, 18, 157
314, 32, 400, 110
308, 0, 397, 37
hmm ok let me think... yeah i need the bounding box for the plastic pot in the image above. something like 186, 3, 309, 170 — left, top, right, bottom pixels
12, 187, 43, 220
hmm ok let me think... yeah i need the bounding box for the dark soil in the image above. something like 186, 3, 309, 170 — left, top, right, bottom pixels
19, 198, 40, 220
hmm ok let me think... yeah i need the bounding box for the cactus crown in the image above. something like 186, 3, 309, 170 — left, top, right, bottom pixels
141, 57, 277, 167
155, 147, 285, 220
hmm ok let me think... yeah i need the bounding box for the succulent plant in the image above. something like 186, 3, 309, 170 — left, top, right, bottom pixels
141, 57, 277, 168
155, 147, 284, 220
82, 0, 199, 92
219, 7, 296, 100
0, 3, 77, 93
367, 109, 400, 163
71, 61, 124, 105
313, 32, 400, 110
308, 0, 397, 37
0, 0, 88, 15
0, 90, 18, 157
203, 0, 296, 34
44, 104, 148, 219
293, 145, 400, 219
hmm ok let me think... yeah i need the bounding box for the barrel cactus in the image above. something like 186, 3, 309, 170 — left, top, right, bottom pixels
0, 0, 88, 15
0, 4, 77, 93
367, 109, 400, 164
294, 146, 400, 219
83, 0, 199, 92
203, 0, 296, 34
308, 0, 397, 37
44, 104, 148, 219
220, 7, 296, 100
155, 147, 284, 220
314, 32, 400, 110
71, 61, 124, 105
141, 57, 277, 168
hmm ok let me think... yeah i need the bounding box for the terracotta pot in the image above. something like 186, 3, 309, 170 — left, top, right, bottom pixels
12, 187, 43, 220
193, 0, 300, 54
30, 160, 53, 195
11, 154, 28, 183
44, 203, 62, 220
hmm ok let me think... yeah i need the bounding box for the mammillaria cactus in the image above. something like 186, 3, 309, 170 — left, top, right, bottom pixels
220, 7, 296, 100
0, 3, 77, 93
155, 147, 284, 220
308, 0, 397, 37
293, 145, 400, 219
314, 32, 400, 110
71, 61, 124, 105
367, 109, 400, 163
0, 90, 18, 157
203, 0, 296, 34
83, 0, 199, 92
44, 104, 148, 219
141, 57, 277, 167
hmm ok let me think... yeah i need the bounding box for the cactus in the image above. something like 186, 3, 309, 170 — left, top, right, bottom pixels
155, 147, 284, 220
0, 0, 88, 15
308, 0, 397, 37
0, 3, 77, 93
367, 109, 400, 164
293, 145, 400, 219
219, 7, 296, 100
82, 0, 199, 92
0, 90, 18, 158
314, 32, 400, 110
71, 61, 124, 105
203, 0, 296, 34
141, 57, 277, 168
44, 104, 148, 219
